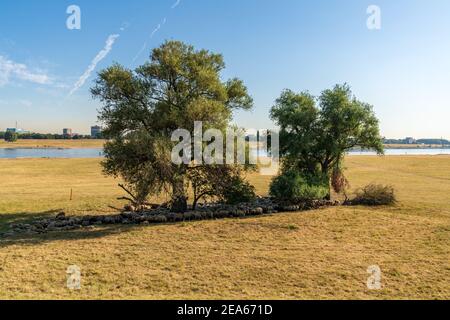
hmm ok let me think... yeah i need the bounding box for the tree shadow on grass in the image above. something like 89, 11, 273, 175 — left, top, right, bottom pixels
0, 224, 142, 249
0, 210, 63, 232
0, 210, 143, 248
0, 209, 303, 248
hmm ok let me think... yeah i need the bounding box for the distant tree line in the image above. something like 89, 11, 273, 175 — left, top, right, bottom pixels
0, 132, 102, 140
384, 138, 450, 145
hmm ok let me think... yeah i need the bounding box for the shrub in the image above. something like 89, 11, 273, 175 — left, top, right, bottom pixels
331, 166, 350, 194
4, 131, 18, 142
352, 184, 396, 206
221, 176, 256, 205
269, 170, 329, 202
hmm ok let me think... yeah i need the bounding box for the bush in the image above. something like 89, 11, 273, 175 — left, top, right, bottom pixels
221, 176, 256, 205
351, 184, 396, 206
4, 131, 18, 142
269, 170, 329, 202
331, 166, 350, 195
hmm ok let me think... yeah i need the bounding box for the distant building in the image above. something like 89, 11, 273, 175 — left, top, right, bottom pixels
405, 137, 416, 144
63, 128, 73, 137
91, 126, 102, 138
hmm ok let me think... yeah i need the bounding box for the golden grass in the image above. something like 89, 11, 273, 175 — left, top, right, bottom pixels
0, 156, 449, 299
0, 158, 122, 220
0, 139, 105, 149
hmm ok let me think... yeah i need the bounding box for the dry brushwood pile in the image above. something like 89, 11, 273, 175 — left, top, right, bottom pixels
2, 198, 341, 237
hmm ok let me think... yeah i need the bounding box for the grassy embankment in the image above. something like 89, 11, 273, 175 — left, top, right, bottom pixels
0, 139, 105, 149
0, 156, 449, 299
2, 139, 448, 150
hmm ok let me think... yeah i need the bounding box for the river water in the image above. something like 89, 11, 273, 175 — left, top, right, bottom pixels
1, 148, 450, 159
0, 148, 104, 159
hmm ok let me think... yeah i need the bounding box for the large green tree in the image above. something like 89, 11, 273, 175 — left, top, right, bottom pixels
270, 84, 384, 197
92, 40, 253, 212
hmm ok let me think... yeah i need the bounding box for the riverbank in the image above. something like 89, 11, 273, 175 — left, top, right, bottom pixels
0, 139, 105, 149
0, 156, 449, 299
2, 145, 450, 159
1, 139, 448, 150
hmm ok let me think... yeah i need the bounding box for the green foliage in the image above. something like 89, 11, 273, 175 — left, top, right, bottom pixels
4, 131, 18, 142
269, 170, 329, 202
271, 84, 384, 174
270, 84, 384, 196
352, 184, 396, 206
221, 175, 256, 205
188, 165, 256, 207
92, 40, 253, 211
102, 131, 173, 207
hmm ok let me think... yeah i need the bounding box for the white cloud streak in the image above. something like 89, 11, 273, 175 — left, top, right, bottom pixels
171, 0, 181, 9
132, 1, 181, 64
132, 18, 166, 63
69, 34, 120, 96
0, 55, 51, 86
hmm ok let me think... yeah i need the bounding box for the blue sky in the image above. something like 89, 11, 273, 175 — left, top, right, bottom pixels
0, 0, 449, 138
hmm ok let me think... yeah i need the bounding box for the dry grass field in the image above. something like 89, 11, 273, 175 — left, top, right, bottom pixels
0, 139, 105, 149
0, 156, 449, 299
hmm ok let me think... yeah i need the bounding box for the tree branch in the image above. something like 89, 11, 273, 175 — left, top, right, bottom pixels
118, 184, 138, 202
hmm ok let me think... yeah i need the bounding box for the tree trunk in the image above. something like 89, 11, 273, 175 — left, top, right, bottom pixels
321, 163, 331, 200
325, 178, 332, 200
192, 197, 199, 211
171, 177, 188, 213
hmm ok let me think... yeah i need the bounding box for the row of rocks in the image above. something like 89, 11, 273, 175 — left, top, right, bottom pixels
278, 199, 340, 212
2, 198, 340, 237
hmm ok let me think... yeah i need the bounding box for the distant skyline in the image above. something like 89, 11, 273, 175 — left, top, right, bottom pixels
1, 0, 450, 138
